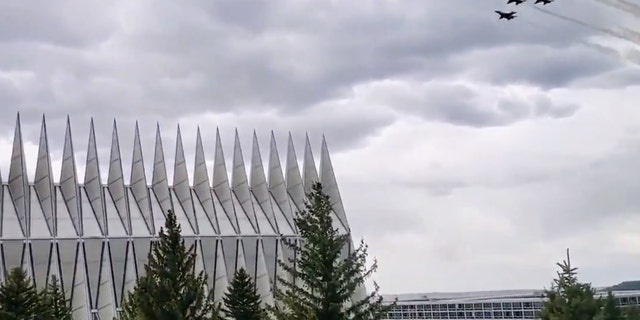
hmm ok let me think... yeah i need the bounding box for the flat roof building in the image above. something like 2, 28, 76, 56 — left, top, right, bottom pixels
0, 115, 354, 319
383, 282, 640, 320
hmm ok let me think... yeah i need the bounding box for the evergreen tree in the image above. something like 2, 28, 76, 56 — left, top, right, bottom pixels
270, 182, 392, 320
223, 267, 266, 320
539, 249, 603, 320
596, 291, 623, 320
624, 306, 640, 320
0, 267, 44, 320
40, 275, 72, 320
120, 209, 220, 320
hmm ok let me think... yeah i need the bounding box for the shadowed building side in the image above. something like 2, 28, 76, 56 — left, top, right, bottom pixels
0, 114, 355, 320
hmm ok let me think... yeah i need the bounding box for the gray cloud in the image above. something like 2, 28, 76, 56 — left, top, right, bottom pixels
0, 0, 639, 294
361, 81, 579, 127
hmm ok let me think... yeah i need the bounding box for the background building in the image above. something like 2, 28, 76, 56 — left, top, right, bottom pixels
383, 281, 640, 320
0, 115, 353, 320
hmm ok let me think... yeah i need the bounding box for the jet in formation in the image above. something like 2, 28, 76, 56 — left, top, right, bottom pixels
496, 0, 554, 20
495, 10, 517, 20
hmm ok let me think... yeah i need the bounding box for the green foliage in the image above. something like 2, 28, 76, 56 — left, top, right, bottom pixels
223, 268, 266, 320
0, 267, 44, 320
596, 291, 623, 320
40, 274, 73, 320
624, 306, 640, 320
269, 182, 392, 320
120, 209, 220, 320
539, 251, 603, 320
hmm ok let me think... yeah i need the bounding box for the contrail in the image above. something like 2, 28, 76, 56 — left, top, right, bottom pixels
615, 0, 640, 16
532, 6, 640, 46
617, 26, 640, 43
593, 0, 640, 17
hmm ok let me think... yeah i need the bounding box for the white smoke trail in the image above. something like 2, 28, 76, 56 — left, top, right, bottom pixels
593, 0, 640, 18
532, 6, 640, 46
517, 13, 634, 65
615, 0, 640, 16
617, 26, 640, 43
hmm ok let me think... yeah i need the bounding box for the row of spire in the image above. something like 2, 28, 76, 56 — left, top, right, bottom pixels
2, 114, 349, 238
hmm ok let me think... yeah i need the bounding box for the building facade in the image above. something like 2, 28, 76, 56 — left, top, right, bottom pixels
383, 285, 640, 320
0, 115, 353, 319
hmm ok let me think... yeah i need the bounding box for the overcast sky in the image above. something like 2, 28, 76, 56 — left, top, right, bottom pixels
2, 0, 640, 294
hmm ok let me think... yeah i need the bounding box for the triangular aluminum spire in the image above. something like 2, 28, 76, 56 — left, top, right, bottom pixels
34, 115, 55, 236
130, 122, 154, 234
319, 135, 349, 232
267, 132, 296, 231
193, 127, 219, 233
212, 128, 239, 233
249, 131, 279, 233
151, 123, 173, 217
231, 129, 259, 232
285, 132, 305, 211
60, 116, 82, 236
84, 118, 106, 235
172, 125, 198, 233
8, 113, 30, 237
107, 120, 132, 236
303, 133, 319, 196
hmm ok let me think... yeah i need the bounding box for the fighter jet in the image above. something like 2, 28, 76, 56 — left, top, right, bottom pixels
507, 0, 526, 4
534, 0, 553, 4
495, 10, 517, 20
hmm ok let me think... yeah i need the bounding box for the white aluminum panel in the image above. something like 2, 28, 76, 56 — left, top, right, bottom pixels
29, 187, 51, 238
285, 133, 305, 211
173, 127, 198, 234
151, 124, 173, 216
29, 240, 52, 289
170, 189, 196, 236
267, 133, 296, 230
108, 121, 132, 236
3, 187, 25, 239
212, 239, 228, 305
81, 188, 104, 237
252, 195, 276, 235
255, 239, 274, 306
127, 189, 152, 236
232, 195, 256, 235
34, 116, 55, 236
199, 237, 216, 289
133, 238, 152, 279
8, 114, 29, 237
55, 187, 78, 238
192, 190, 216, 236
193, 128, 219, 233
71, 243, 89, 320
303, 133, 319, 196
108, 238, 127, 305
57, 239, 78, 300
231, 131, 259, 231
130, 123, 154, 234
84, 119, 106, 235
319, 136, 349, 232
212, 128, 239, 233
2, 240, 25, 276
212, 194, 236, 236
249, 132, 279, 233
104, 191, 128, 237
84, 239, 103, 307
60, 119, 82, 236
